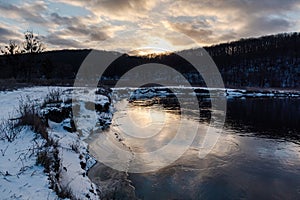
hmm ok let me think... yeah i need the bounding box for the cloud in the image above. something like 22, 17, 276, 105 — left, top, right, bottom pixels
243, 17, 292, 35
1, 0, 299, 50
0, 27, 15, 38
67, 25, 110, 41
44, 34, 83, 49
0, 1, 48, 24
44, 27, 110, 49
53, 0, 158, 21
163, 0, 300, 45
0, 23, 23, 44
166, 0, 300, 17
45, 12, 123, 49
165, 21, 214, 44
50, 13, 80, 25
46, 0, 300, 49
93, 0, 155, 15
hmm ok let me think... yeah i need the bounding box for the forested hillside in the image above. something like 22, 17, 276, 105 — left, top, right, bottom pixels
0, 32, 299, 88
205, 32, 300, 88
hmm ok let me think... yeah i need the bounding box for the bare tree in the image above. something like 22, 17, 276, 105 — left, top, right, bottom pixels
22, 30, 45, 53
0, 40, 20, 55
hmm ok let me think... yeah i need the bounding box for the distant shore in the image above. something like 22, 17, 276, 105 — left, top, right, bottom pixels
1, 79, 299, 93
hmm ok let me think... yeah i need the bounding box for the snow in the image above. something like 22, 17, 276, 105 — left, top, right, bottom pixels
0, 87, 58, 200
226, 88, 300, 98
0, 127, 57, 200
117, 86, 300, 100
0, 86, 111, 200
71, 88, 113, 138
48, 121, 99, 200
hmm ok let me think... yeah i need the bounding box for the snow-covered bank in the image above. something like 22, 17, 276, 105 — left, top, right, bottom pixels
113, 86, 300, 100
0, 87, 112, 199
225, 88, 300, 98
0, 87, 59, 199
0, 127, 57, 199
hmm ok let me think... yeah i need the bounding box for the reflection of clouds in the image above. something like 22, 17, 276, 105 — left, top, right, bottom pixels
117, 104, 167, 138
204, 133, 241, 157
89, 97, 300, 183
128, 131, 300, 199
228, 135, 300, 172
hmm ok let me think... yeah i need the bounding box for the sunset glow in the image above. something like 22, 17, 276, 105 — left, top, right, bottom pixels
0, 0, 299, 51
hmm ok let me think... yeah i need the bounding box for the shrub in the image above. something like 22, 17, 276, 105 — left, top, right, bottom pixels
1, 90, 79, 199
36, 143, 73, 199
0, 118, 20, 142
17, 95, 48, 140
71, 141, 80, 153
43, 88, 62, 106
36, 149, 51, 172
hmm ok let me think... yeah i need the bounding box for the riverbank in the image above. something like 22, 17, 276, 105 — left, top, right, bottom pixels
0, 87, 111, 199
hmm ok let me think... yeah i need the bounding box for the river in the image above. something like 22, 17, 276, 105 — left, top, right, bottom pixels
88, 88, 300, 199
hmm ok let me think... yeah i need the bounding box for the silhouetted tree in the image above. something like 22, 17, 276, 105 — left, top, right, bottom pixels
22, 30, 45, 53
19, 31, 45, 81
0, 40, 20, 55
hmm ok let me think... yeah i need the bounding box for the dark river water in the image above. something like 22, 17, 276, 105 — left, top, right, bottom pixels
88, 88, 300, 200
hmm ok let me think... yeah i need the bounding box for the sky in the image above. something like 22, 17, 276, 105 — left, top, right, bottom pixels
0, 0, 299, 53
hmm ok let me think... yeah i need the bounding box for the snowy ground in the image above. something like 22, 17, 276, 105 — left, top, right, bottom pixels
0, 87, 57, 199
0, 127, 57, 200
0, 87, 111, 200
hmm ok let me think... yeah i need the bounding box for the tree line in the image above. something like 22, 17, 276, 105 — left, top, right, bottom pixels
0, 32, 299, 88
204, 32, 300, 88
0, 30, 45, 55
205, 32, 300, 58
98, 33, 300, 88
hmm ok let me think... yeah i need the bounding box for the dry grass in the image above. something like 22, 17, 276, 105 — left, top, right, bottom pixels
42, 88, 62, 106
17, 96, 48, 140
1, 89, 81, 199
